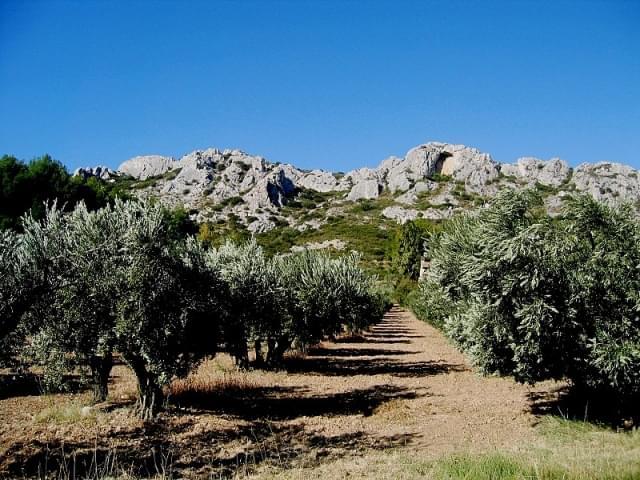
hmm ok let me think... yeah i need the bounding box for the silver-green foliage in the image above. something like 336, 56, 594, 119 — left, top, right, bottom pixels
0, 229, 27, 364
209, 242, 386, 366
3, 199, 384, 416
413, 189, 640, 397
8, 200, 225, 416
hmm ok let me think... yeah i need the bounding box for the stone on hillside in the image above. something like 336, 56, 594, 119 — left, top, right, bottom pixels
422, 207, 456, 220
73, 166, 117, 181
381, 206, 419, 223
118, 155, 175, 180
243, 169, 296, 209
247, 216, 276, 233
572, 162, 640, 204
501, 157, 570, 187
396, 181, 438, 204
347, 179, 382, 201
290, 239, 346, 252
298, 170, 341, 192
387, 171, 412, 193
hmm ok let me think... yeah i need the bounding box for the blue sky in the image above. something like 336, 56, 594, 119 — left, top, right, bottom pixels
1, 0, 638, 172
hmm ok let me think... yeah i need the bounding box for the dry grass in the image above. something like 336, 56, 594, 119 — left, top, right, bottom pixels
371, 398, 414, 424
169, 369, 263, 402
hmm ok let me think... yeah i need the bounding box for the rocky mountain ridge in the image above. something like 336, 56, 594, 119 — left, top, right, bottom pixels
76, 142, 640, 232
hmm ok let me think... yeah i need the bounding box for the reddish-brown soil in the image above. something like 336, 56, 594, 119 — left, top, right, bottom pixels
0, 307, 562, 478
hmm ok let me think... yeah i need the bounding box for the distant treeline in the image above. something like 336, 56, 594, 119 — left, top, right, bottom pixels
0, 154, 197, 237
0, 154, 120, 230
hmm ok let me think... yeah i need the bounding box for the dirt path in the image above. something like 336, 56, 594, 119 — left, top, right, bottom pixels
274, 305, 555, 455
0, 306, 562, 478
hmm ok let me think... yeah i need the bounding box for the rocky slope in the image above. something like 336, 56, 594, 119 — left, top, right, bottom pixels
76, 142, 640, 232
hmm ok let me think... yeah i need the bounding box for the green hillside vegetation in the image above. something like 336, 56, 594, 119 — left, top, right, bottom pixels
0, 154, 128, 230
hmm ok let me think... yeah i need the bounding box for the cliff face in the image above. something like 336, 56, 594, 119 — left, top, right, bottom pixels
78, 141, 640, 232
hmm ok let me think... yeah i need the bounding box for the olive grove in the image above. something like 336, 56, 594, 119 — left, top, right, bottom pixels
0, 200, 386, 418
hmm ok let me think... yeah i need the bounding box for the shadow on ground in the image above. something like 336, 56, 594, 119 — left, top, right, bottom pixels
284, 357, 465, 377
170, 383, 428, 420
307, 347, 421, 357
0, 310, 441, 479
0, 373, 90, 400
528, 385, 640, 428
2, 395, 420, 479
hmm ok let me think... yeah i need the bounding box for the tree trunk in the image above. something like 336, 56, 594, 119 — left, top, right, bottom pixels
128, 355, 164, 420
267, 336, 291, 367
234, 344, 250, 369
89, 351, 113, 403
254, 339, 264, 367
266, 338, 277, 365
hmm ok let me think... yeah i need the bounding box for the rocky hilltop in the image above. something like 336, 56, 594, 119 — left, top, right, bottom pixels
76, 142, 640, 232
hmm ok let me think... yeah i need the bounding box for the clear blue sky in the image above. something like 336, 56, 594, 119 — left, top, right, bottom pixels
1, 0, 638, 172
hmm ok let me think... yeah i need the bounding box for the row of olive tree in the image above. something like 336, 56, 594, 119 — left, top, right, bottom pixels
409, 189, 640, 400
0, 200, 386, 418
209, 240, 388, 368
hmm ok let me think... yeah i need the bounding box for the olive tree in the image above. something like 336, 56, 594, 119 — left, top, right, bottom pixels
210, 240, 277, 368
11, 203, 121, 398
0, 229, 32, 366
413, 189, 640, 401
16, 206, 74, 389
265, 250, 385, 365
113, 201, 224, 419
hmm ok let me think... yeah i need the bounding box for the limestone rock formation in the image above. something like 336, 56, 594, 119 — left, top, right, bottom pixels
75, 140, 640, 234
346, 178, 382, 201
343, 142, 501, 200
118, 155, 175, 180
572, 162, 640, 204
381, 206, 419, 223
501, 157, 570, 187
73, 166, 117, 181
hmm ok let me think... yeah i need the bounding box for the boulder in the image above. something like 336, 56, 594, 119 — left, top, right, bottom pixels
381, 206, 419, 223
347, 179, 382, 201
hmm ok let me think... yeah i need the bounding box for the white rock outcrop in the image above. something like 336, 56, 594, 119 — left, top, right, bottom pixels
572, 162, 640, 204
381, 206, 419, 223
73, 166, 117, 181
501, 157, 570, 187
74, 140, 640, 233
346, 178, 382, 201
118, 155, 175, 180
291, 239, 346, 252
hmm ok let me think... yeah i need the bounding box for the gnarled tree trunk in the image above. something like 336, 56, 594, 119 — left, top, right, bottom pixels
89, 350, 113, 403
127, 355, 164, 420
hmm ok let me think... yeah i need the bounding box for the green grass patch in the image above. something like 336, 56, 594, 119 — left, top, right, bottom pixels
34, 399, 98, 425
